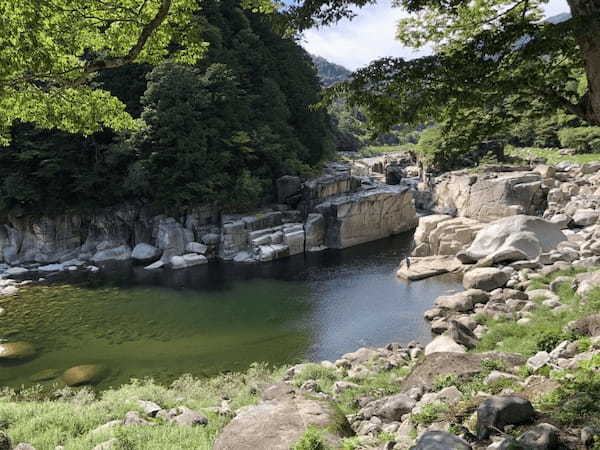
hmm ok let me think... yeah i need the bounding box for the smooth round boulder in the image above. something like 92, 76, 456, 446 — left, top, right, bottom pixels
62, 364, 106, 386
463, 268, 510, 291
0, 342, 35, 360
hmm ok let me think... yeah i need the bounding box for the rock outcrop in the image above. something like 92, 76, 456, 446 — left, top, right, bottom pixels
433, 170, 546, 220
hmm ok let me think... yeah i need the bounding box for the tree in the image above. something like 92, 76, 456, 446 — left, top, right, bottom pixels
293, 0, 600, 154
0, 0, 273, 145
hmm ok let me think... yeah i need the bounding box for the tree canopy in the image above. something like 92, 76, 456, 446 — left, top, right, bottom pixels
0, 0, 274, 145
301, 0, 600, 163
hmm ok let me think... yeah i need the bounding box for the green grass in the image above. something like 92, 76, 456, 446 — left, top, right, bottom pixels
0, 363, 284, 450
291, 426, 331, 450
506, 145, 600, 164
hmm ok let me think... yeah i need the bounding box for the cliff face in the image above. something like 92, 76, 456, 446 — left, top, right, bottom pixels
0, 164, 419, 269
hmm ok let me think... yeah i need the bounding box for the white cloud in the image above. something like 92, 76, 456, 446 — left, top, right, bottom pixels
301, 0, 570, 71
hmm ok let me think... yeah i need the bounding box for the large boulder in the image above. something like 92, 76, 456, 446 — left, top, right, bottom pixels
401, 352, 526, 390
317, 186, 417, 249
155, 217, 194, 261
213, 396, 353, 450
576, 270, 600, 296
476, 396, 536, 439
565, 313, 600, 337
433, 171, 546, 221
91, 245, 132, 263
458, 216, 566, 264
463, 268, 509, 291
413, 431, 472, 450
0, 342, 35, 360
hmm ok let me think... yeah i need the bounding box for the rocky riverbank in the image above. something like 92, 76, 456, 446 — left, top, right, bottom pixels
0, 163, 418, 284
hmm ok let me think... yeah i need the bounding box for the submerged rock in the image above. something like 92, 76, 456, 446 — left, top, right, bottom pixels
61, 364, 107, 386
0, 342, 36, 360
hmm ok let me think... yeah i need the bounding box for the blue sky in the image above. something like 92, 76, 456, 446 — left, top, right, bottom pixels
301, 0, 570, 70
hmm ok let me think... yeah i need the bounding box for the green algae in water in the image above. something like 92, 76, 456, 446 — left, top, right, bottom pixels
0, 279, 311, 389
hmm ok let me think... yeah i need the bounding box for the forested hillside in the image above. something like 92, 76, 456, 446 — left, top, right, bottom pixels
0, 0, 333, 217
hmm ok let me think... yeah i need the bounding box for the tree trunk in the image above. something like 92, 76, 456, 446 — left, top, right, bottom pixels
567, 0, 600, 125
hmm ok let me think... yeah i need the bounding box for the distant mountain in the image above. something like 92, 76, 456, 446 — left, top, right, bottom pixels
311, 55, 352, 87
546, 12, 571, 24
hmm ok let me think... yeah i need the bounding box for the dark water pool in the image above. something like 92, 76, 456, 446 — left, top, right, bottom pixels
0, 232, 461, 389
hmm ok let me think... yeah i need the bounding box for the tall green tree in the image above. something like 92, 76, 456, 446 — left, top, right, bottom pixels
293, 0, 600, 154
0, 0, 275, 145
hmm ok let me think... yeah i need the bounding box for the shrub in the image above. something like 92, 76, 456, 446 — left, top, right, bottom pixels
292, 426, 331, 450
411, 402, 449, 426
557, 126, 600, 153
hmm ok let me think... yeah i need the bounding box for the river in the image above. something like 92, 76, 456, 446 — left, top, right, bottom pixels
0, 232, 461, 389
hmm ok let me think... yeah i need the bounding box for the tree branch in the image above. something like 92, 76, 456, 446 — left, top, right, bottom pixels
77, 0, 172, 79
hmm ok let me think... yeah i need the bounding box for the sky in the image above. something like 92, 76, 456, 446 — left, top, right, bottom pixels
301, 0, 570, 70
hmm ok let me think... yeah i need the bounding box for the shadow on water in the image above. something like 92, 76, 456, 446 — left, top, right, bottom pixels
0, 232, 462, 389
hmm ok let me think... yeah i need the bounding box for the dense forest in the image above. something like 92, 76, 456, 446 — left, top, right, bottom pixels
0, 0, 334, 217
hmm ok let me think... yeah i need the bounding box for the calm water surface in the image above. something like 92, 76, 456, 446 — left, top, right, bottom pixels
0, 233, 461, 389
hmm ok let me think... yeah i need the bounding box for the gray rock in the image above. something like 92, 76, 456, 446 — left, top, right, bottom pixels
359, 393, 417, 422
462, 216, 566, 263
305, 213, 326, 251
201, 233, 220, 246
463, 268, 510, 291
122, 411, 153, 426
13, 444, 36, 450
161, 406, 208, 426
572, 209, 600, 227
447, 320, 479, 349
213, 397, 352, 450
549, 214, 571, 229
144, 260, 165, 271
276, 175, 302, 204
576, 270, 600, 296
424, 335, 466, 355
131, 243, 161, 263
185, 242, 208, 254
92, 439, 118, 450
526, 352, 550, 371
476, 396, 535, 439
435, 289, 489, 312
413, 431, 472, 450
139, 400, 162, 417
516, 423, 560, 449
316, 185, 417, 249
92, 245, 132, 263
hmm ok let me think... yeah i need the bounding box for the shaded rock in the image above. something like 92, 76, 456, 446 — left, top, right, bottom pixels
305, 213, 326, 251
576, 270, 600, 296
213, 396, 352, 450
463, 268, 509, 291
359, 393, 416, 422
413, 430, 471, 450
401, 352, 525, 391
0, 432, 10, 450
61, 364, 106, 386
30, 368, 60, 382
447, 320, 479, 349
139, 400, 162, 417
92, 245, 132, 263
123, 411, 153, 426
397, 255, 463, 281
516, 423, 560, 449
131, 243, 161, 263
162, 406, 208, 426
565, 313, 600, 337
477, 396, 535, 439
0, 342, 35, 360
424, 335, 466, 355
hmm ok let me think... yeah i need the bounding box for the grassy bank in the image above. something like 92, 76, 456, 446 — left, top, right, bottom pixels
506, 145, 600, 164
